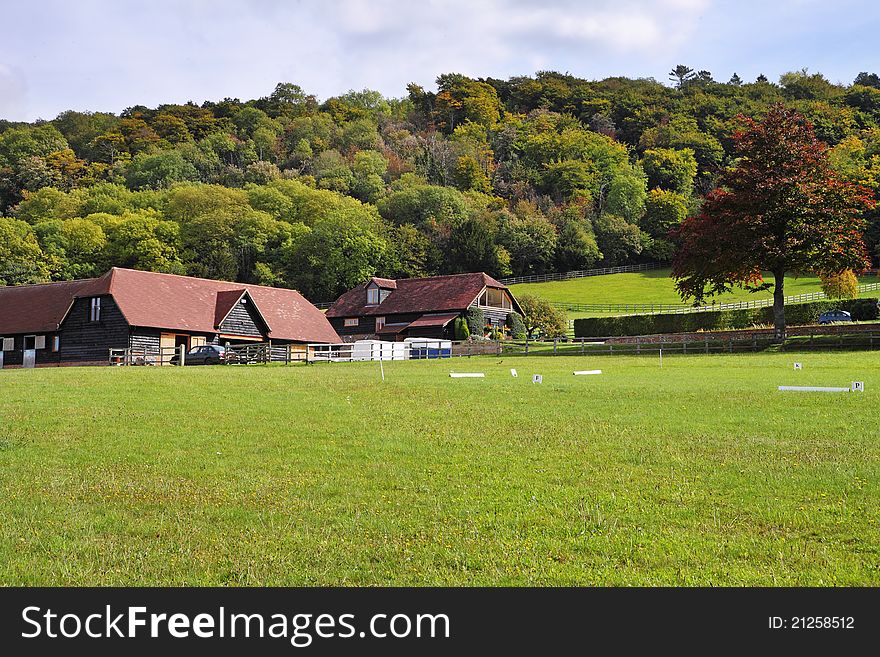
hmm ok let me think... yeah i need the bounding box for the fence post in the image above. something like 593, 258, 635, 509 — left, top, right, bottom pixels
636, 338, 640, 355
705, 336, 709, 354
553, 339, 558, 355
179, 343, 186, 366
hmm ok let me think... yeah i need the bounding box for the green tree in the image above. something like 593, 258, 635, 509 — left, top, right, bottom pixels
594, 213, 644, 265
641, 188, 689, 237
0, 217, 51, 284
517, 294, 568, 339
124, 150, 200, 189
641, 147, 697, 194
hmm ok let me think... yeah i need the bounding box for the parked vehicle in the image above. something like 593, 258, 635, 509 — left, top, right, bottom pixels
818, 310, 853, 324
170, 344, 234, 365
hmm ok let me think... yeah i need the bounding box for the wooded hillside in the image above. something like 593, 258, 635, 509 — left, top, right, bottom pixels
2, 68, 879, 300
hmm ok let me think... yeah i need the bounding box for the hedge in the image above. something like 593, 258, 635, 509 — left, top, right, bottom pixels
573, 298, 879, 338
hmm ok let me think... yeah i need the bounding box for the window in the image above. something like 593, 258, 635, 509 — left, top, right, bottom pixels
344, 318, 359, 327
34, 335, 46, 350
366, 286, 380, 305
478, 288, 511, 309
89, 297, 101, 322
24, 335, 36, 350
1, 337, 12, 351
52, 336, 60, 352
375, 316, 385, 331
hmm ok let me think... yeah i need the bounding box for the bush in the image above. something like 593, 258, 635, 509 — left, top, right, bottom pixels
506, 312, 527, 339
454, 316, 470, 340
819, 270, 859, 299
466, 307, 485, 337
850, 299, 880, 321
573, 298, 878, 337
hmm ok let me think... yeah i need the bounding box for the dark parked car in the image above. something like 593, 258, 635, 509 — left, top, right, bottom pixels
170, 344, 234, 365
818, 310, 853, 324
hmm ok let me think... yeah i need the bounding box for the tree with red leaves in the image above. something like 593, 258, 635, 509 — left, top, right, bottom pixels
672, 104, 875, 340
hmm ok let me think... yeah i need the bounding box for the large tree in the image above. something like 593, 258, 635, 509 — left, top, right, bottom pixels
672, 105, 875, 340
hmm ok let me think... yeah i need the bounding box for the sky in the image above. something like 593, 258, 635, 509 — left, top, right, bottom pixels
1, 0, 878, 122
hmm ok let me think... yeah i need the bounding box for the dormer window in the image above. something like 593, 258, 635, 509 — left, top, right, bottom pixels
89, 297, 101, 322
366, 287, 380, 305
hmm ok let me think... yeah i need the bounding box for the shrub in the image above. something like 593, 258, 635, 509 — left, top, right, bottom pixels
506, 312, 527, 339
573, 298, 878, 337
465, 307, 485, 337
850, 299, 880, 321
819, 270, 859, 299
454, 316, 470, 340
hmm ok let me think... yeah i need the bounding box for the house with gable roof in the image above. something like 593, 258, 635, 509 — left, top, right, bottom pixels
0, 268, 340, 368
326, 272, 523, 341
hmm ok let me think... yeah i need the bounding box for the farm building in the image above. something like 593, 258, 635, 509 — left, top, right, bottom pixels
326, 272, 523, 341
0, 267, 340, 368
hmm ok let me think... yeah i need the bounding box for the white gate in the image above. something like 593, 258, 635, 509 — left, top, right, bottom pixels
22, 349, 36, 368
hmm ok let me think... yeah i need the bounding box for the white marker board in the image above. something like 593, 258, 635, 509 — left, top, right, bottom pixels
532, 374, 542, 384
450, 373, 485, 378
573, 370, 602, 376
510, 368, 518, 377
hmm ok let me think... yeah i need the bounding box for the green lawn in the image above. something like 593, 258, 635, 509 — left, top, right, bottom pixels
511, 269, 878, 317
1, 354, 878, 586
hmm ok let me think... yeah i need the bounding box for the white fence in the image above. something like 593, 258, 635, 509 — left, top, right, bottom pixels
499, 262, 665, 286
556, 281, 880, 315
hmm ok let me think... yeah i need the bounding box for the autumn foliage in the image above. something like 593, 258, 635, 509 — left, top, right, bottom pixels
672, 105, 875, 338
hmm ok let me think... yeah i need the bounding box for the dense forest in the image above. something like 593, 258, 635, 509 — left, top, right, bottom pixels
2, 67, 879, 301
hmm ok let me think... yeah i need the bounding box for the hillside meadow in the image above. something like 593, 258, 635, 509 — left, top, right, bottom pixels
511, 269, 879, 318
0, 353, 877, 586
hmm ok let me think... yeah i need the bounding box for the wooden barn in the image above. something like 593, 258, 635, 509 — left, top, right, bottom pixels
326, 272, 523, 341
0, 268, 340, 368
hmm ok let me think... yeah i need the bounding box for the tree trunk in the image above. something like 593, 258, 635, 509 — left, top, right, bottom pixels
772, 269, 786, 342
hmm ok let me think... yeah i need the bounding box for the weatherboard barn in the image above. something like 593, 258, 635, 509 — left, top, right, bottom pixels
326, 272, 523, 341
0, 267, 340, 368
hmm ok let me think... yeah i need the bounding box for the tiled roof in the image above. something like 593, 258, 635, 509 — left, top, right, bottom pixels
0, 278, 99, 334
0, 268, 340, 343
407, 313, 459, 328
327, 272, 511, 317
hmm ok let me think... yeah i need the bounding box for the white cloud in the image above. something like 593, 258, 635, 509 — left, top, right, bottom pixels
0, 64, 27, 120
0, 0, 874, 121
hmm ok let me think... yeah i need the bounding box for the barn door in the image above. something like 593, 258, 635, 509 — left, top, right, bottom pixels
160, 333, 176, 365
23, 335, 36, 368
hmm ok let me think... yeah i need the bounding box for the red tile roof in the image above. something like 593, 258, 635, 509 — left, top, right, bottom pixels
0, 268, 340, 343
213, 289, 249, 327
370, 277, 397, 289
0, 278, 98, 334
327, 272, 513, 317
407, 313, 459, 328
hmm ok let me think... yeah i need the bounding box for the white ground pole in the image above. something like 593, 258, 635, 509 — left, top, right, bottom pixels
659, 347, 662, 369
379, 354, 385, 382
573, 370, 602, 375
450, 373, 485, 378
778, 386, 850, 392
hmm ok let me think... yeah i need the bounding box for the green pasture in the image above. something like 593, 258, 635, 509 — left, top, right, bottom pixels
511, 269, 878, 318
1, 353, 877, 585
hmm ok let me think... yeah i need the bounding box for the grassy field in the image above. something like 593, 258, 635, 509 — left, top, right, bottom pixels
1, 353, 878, 586
511, 269, 878, 318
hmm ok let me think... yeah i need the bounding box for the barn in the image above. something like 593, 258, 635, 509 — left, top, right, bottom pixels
0, 268, 340, 368
326, 272, 523, 341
